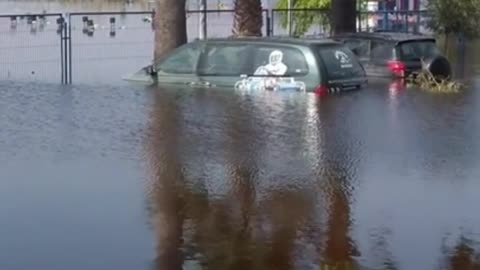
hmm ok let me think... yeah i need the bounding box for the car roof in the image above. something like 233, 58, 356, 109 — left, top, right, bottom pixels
332, 31, 436, 43
193, 36, 342, 46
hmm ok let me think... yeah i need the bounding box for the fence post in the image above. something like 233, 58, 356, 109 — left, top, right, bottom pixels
379, 0, 388, 30
415, 11, 420, 33
57, 13, 72, 84
65, 20, 68, 82
357, 11, 361, 32
265, 10, 271, 36
59, 15, 65, 84
67, 13, 72, 84
199, 0, 207, 39
270, 9, 275, 36
57, 14, 70, 84
287, 2, 292, 36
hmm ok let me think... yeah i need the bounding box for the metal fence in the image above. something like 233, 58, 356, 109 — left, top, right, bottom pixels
270, 8, 431, 36
67, 11, 153, 84
356, 10, 431, 33
0, 9, 431, 85
0, 13, 65, 83
271, 8, 330, 37
187, 9, 271, 39
66, 9, 269, 84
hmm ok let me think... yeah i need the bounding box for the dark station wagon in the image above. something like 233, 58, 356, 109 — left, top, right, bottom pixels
127, 37, 367, 94
331, 31, 452, 79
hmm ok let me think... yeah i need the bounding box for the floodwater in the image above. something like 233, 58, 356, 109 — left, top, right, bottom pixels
2, 78, 480, 269
3, 1, 480, 270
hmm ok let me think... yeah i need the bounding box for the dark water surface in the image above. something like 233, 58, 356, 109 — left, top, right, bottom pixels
2, 78, 480, 269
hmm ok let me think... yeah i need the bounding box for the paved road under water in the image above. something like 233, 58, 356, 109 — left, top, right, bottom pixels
1, 78, 480, 270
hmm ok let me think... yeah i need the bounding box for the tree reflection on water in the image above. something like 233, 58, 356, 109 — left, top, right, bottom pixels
440, 236, 480, 270
142, 88, 367, 270
142, 87, 480, 270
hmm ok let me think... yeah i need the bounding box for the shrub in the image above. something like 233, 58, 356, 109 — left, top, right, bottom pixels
407, 61, 464, 93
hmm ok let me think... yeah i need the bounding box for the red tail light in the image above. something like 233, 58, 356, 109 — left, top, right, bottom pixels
387, 60, 406, 77
389, 79, 406, 92
314, 84, 328, 96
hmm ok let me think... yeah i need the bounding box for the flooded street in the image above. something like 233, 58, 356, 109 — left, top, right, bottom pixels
2, 78, 480, 269
2, 0, 480, 269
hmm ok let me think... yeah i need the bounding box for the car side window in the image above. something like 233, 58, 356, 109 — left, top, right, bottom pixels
157, 43, 201, 74
251, 46, 308, 76
370, 41, 393, 61
343, 39, 370, 58
197, 44, 251, 76
398, 41, 441, 60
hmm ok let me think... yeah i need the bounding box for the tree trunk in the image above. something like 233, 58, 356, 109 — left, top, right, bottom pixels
232, 0, 263, 36
154, 0, 187, 63
331, 0, 357, 34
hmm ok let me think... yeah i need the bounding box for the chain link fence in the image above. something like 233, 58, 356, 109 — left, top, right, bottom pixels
0, 13, 64, 83
271, 8, 330, 37
68, 11, 154, 84
187, 9, 270, 39
1, 9, 431, 85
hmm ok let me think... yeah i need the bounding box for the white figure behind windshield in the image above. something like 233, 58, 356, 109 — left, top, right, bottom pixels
234, 49, 306, 93
253, 50, 288, 76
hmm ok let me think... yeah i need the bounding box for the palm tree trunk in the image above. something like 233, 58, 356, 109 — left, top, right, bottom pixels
331, 0, 357, 34
154, 0, 187, 63
232, 0, 263, 36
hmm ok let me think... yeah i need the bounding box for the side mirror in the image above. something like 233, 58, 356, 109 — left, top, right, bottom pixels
144, 64, 157, 76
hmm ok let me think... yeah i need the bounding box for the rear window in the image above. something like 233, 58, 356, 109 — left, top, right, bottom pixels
317, 45, 365, 80
371, 41, 394, 60
397, 40, 441, 60
251, 46, 309, 76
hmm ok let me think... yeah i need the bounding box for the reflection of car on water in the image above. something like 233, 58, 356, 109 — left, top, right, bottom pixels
271, 77, 306, 92
234, 77, 264, 92
234, 76, 306, 92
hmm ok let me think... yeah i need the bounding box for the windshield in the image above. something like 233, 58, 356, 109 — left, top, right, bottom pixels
398, 40, 441, 61
317, 45, 365, 80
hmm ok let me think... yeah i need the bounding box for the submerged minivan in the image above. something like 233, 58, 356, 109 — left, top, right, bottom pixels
127, 37, 367, 94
